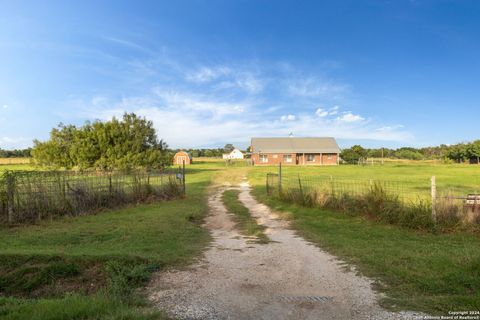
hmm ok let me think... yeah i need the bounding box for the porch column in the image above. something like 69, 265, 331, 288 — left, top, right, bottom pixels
320, 153, 323, 165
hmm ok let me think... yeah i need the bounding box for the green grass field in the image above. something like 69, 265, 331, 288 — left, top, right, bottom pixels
0, 162, 221, 320
1, 160, 479, 317
248, 163, 480, 195
0, 164, 35, 172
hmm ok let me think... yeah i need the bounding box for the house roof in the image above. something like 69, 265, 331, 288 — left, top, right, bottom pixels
251, 137, 340, 154
175, 150, 191, 158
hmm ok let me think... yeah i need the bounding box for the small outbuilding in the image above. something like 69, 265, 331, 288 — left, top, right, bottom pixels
173, 151, 191, 165
222, 148, 245, 160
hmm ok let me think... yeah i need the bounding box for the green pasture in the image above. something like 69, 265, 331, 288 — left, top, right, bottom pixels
248, 162, 480, 196
1, 160, 479, 317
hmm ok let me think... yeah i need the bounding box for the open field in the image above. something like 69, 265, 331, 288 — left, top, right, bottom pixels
0, 162, 219, 319
0, 158, 31, 165
248, 162, 480, 195
0, 164, 35, 172
1, 161, 479, 317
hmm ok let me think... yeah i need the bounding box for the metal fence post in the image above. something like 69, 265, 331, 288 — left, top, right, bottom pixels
108, 173, 113, 196
431, 176, 437, 224
298, 174, 304, 204
6, 173, 15, 223
182, 160, 186, 196
266, 174, 270, 195
278, 162, 282, 195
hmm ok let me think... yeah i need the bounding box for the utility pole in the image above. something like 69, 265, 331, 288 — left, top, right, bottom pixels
381, 147, 384, 165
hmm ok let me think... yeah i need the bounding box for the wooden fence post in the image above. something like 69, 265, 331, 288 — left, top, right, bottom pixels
6, 173, 15, 223
431, 176, 437, 224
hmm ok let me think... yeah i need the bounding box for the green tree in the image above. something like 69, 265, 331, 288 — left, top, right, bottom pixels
32, 113, 171, 170
467, 140, 480, 164
340, 146, 366, 164
223, 144, 235, 153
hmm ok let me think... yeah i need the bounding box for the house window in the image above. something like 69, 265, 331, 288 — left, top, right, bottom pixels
273, 154, 278, 159
327, 155, 333, 160
306, 154, 315, 162
283, 154, 292, 163
260, 154, 268, 163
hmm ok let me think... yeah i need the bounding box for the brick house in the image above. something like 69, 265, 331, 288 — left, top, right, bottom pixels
250, 137, 340, 166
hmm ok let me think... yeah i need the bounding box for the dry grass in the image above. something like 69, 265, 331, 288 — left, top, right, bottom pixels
0, 158, 31, 165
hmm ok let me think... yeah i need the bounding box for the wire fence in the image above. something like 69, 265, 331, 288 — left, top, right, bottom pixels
0, 168, 185, 225
266, 171, 480, 230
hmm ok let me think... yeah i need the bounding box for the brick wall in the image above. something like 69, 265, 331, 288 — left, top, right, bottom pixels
251, 153, 338, 165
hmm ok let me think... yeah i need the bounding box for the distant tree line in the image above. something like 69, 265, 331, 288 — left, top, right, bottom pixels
180, 144, 243, 158
0, 148, 31, 158
32, 113, 172, 170
341, 140, 480, 164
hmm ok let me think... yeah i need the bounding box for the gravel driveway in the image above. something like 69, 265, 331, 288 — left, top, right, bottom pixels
148, 181, 423, 320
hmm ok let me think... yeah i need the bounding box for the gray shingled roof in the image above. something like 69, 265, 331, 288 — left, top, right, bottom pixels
251, 137, 340, 154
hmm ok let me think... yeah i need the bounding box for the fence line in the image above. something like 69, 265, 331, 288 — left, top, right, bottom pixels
266, 168, 480, 229
0, 168, 185, 225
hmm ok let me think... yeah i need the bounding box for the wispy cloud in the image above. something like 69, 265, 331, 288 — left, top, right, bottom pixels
280, 114, 296, 121
186, 66, 264, 94
288, 77, 347, 98
0, 136, 31, 149
63, 55, 411, 148
78, 89, 411, 148
315, 106, 339, 117
337, 112, 365, 123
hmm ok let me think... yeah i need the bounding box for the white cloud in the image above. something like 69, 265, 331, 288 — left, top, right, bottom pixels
0, 136, 31, 149
81, 89, 412, 149
315, 108, 329, 117
337, 112, 365, 123
288, 77, 347, 97
329, 105, 339, 115
66, 58, 412, 148
280, 114, 296, 121
315, 105, 342, 117
186, 66, 264, 94
2, 105, 8, 109
375, 125, 404, 132
186, 66, 231, 83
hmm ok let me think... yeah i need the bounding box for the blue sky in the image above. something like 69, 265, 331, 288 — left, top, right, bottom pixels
1, 0, 479, 150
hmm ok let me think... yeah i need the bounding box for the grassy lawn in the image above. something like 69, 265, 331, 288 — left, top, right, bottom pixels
0, 162, 220, 319
248, 163, 480, 195
222, 189, 269, 244
247, 164, 480, 314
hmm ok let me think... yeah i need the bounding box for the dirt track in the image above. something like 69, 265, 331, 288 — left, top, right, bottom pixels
148, 181, 423, 320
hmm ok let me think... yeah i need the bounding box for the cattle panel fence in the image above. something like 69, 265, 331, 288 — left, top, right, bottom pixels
266, 170, 480, 230
0, 168, 185, 225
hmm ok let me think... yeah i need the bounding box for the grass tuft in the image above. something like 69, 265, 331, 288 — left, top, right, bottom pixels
222, 189, 270, 244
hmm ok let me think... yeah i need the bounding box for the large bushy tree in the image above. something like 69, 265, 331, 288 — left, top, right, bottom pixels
340, 145, 367, 164
32, 113, 171, 170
